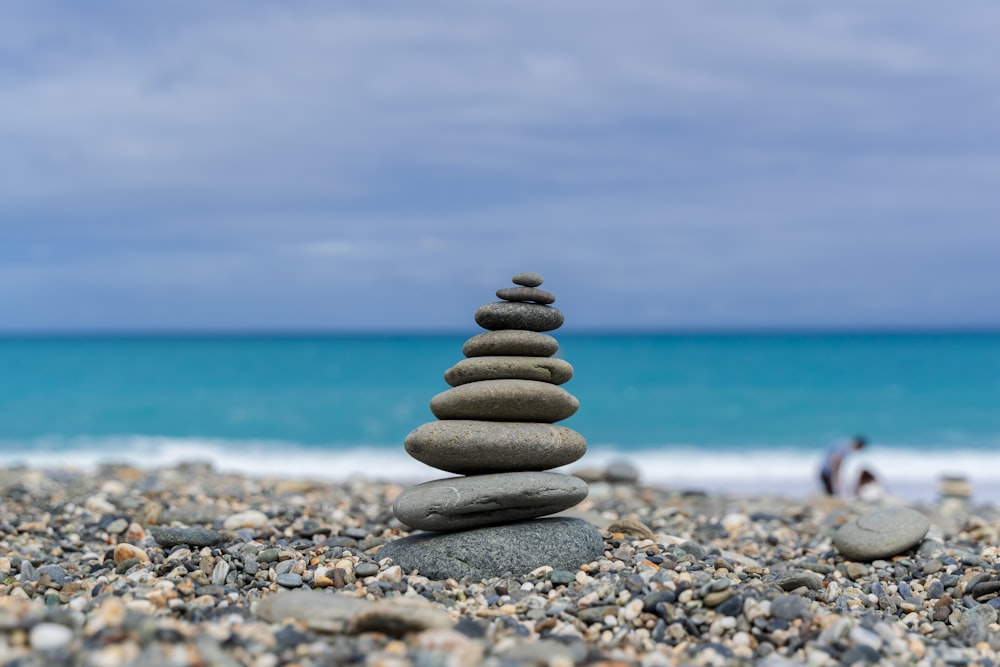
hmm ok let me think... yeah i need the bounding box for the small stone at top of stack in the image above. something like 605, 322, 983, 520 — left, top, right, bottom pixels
393, 272, 589, 532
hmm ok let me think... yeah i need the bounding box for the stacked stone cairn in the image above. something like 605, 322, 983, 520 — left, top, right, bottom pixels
380, 272, 604, 580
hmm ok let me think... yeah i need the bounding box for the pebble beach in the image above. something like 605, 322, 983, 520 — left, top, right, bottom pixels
2, 461, 1000, 667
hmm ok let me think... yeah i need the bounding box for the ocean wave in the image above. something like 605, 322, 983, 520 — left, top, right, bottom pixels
1, 435, 996, 502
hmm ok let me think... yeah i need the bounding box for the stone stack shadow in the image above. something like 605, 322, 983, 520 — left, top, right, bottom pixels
379, 272, 604, 580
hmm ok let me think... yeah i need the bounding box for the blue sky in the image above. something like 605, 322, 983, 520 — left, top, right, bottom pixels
3, 1, 999, 332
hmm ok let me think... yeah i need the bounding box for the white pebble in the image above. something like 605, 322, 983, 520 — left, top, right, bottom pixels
223, 510, 269, 530
29, 623, 73, 651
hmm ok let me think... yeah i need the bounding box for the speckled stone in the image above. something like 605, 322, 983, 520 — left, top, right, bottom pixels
392, 471, 589, 531
462, 331, 559, 358
512, 272, 544, 287
444, 356, 573, 386
834, 507, 930, 562
475, 302, 564, 332
378, 517, 603, 580
496, 287, 555, 305
404, 421, 586, 474
430, 379, 578, 422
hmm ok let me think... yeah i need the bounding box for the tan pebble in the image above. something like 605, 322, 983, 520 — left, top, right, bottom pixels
223, 510, 269, 531
721, 512, 750, 532
8, 586, 30, 600
378, 565, 403, 583
383, 640, 407, 655
190, 595, 217, 609
499, 604, 517, 614
125, 522, 145, 541
313, 575, 334, 588
147, 591, 168, 608
528, 565, 553, 578
113, 543, 149, 564
0, 557, 10, 576
99, 596, 128, 626
16, 521, 47, 533
85, 495, 117, 515
125, 599, 155, 614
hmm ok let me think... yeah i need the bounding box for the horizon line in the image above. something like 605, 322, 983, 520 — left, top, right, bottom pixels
1, 325, 999, 339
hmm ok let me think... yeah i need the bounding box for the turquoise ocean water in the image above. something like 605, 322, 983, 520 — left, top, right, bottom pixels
2, 332, 999, 501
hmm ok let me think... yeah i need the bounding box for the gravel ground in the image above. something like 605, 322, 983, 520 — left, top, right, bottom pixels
1, 461, 998, 666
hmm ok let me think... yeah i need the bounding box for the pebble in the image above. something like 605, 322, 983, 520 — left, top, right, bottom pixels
113, 543, 150, 564
429, 379, 579, 422
223, 509, 270, 530
275, 573, 303, 588
770, 594, 811, 621
461, 330, 559, 357
29, 622, 74, 651
392, 471, 589, 531
495, 286, 556, 304
474, 302, 565, 332
444, 355, 573, 386
511, 271, 544, 287
404, 420, 586, 475
150, 526, 226, 548
378, 517, 603, 580
834, 507, 930, 561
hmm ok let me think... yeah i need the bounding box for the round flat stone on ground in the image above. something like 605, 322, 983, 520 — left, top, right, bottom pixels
462, 330, 559, 357
834, 506, 930, 562
430, 379, 578, 422
392, 471, 589, 531
475, 302, 564, 332
378, 517, 603, 580
444, 356, 573, 386
404, 420, 586, 474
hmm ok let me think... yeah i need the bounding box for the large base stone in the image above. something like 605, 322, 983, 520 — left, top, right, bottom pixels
377, 517, 604, 581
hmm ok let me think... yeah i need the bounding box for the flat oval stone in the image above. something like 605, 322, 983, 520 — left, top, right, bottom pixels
444, 356, 573, 386
462, 330, 558, 357
475, 302, 564, 332
496, 287, 555, 305
512, 271, 543, 287
378, 517, 603, 580
430, 379, 578, 422
834, 507, 930, 562
404, 420, 586, 474
392, 471, 589, 531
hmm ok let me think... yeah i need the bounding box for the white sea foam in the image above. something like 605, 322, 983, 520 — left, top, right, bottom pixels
3, 435, 998, 504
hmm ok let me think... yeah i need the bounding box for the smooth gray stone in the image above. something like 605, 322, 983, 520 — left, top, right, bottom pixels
392, 471, 589, 531
150, 526, 226, 548
444, 356, 573, 386
404, 420, 586, 474
378, 517, 603, 580
834, 507, 930, 562
770, 594, 812, 620
462, 330, 558, 357
496, 287, 555, 305
475, 302, 564, 332
256, 589, 369, 632
430, 379, 578, 422
512, 271, 544, 287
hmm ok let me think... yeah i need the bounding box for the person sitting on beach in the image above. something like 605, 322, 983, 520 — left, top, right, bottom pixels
854, 467, 886, 501
819, 435, 867, 496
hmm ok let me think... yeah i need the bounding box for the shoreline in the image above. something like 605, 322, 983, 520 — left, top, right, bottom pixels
1, 462, 998, 666
2, 440, 997, 508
